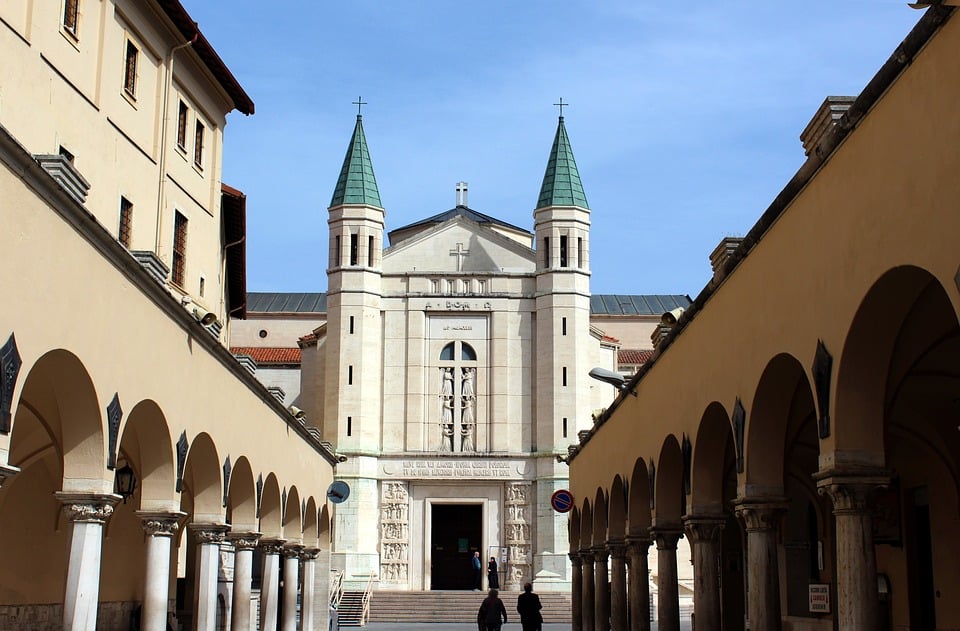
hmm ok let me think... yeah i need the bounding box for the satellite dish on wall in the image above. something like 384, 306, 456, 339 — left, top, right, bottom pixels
327, 481, 350, 504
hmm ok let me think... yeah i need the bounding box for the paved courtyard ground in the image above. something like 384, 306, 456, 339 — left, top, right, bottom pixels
362, 622, 692, 631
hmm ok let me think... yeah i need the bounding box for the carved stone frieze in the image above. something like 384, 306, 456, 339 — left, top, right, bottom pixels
504, 482, 532, 588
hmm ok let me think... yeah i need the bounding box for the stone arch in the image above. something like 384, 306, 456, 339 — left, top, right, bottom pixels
579, 498, 593, 553
318, 504, 331, 550
608, 475, 627, 541
227, 456, 257, 532
259, 473, 283, 538
834, 265, 955, 465
283, 485, 302, 543
592, 488, 608, 547
303, 497, 319, 549
690, 402, 733, 515
12, 349, 105, 492
744, 353, 817, 497
654, 435, 684, 526
119, 399, 176, 511
569, 507, 581, 553
627, 458, 652, 537
180, 432, 222, 524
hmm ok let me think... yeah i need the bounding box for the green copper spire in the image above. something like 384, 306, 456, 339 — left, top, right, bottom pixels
330, 115, 382, 208
536, 116, 589, 210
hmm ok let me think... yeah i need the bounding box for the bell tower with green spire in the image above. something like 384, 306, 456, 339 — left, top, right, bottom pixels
533, 111, 591, 587
325, 110, 384, 585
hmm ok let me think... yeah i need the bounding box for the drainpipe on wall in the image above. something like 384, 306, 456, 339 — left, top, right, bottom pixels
154, 33, 198, 255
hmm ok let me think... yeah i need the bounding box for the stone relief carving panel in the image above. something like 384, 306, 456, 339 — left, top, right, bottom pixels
504, 482, 532, 589
380, 481, 410, 584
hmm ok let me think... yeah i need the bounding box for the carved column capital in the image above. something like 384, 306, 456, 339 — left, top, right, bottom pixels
282, 544, 305, 560
137, 511, 186, 537
580, 549, 595, 566
682, 515, 726, 544
189, 523, 229, 544
592, 545, 610, 562
568, 551, 583, 567
55, 492, 121, 524
301, 548, 320, 561
228, 532, 262, 551
650, 527, 684, 550
607, 540, 628, 561
259, 538, 286, 555
815, 470, 889, 516
734, 497, 788, 532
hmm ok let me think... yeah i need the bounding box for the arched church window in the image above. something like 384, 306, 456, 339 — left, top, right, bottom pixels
440, 343, 455, 361
436, 340, 479, 453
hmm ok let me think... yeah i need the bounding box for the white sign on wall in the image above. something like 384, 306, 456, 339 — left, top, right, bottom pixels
809, 583, 830, 613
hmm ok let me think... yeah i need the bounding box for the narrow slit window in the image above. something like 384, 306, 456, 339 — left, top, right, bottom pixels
62, 0, 79, 37
176, 101, 189, 150
368, 235, 375, 266
346, 416, 352, 437
562, 367, 567, 387
123, 40, 139, 99
559, 235, 568, 267
334, 235, 341, 267
350, 234, 359, 266
171, 211, 188, 287
194, 120, 205, 168
543, 236, 550, 268
578, 237, 584, 268
348, 366, 353, 385
118, 197, 133, 248
349, 316, 355, 334
562, 417, 568, 438
562, 317, 567, 336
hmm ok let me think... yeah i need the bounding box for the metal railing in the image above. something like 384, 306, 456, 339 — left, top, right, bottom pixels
329, 569, 344, 610
359, 573, 376, 626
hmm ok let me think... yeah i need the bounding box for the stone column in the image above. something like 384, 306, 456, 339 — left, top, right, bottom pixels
651, 528, 683, 631
56, 492, 120, 631
683, 516, 725, 631
228, 532, 260, 631
594, 546, 611, 631
581, 550, 596, 631
259, 538, 285, 631
301, 549, 320, 631
734, 499, 786, 631
817, 471, 888, 631
138, 511, 185, 631
281, 545, 304, 631
570, 552, 584, 631
608, 541, 628, 631
625, 536, 651, 631
191, 523, 229, 631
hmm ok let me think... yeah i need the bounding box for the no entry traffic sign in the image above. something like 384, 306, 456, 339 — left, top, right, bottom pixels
551, 489, 575, 513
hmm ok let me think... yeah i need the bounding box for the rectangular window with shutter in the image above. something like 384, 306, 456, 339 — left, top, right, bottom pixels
177, 101, 189, 150
194, 120, 205, 168
62, 0, 79, 37
172, 211, 188, 287
118, 197, 133, 248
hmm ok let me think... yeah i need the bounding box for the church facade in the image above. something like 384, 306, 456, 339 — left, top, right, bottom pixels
232, 115, 689, 593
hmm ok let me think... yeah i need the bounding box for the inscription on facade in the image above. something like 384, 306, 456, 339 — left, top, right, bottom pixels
391, 459, 514, 479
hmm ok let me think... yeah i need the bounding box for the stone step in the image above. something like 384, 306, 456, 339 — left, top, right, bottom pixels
367, 590, 572, 623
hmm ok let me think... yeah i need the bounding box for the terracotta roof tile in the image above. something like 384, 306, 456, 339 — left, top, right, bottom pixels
231, 347, 301, 365
618, 349, 654, 365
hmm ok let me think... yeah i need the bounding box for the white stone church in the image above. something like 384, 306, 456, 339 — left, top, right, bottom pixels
230, 113, 689, 593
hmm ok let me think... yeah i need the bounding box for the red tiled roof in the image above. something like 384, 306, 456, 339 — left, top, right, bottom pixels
231, 347, 301, 365
618, 349, 654, 365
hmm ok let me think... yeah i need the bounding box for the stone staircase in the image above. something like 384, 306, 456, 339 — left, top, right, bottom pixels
368, 590, 572, 624
336, 591, 367, 627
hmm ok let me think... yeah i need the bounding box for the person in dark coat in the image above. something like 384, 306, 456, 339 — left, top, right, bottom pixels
487, 556, 500, 589
472, 551, 483, 590
517, 582, 543, 631
477, 588, 508, 631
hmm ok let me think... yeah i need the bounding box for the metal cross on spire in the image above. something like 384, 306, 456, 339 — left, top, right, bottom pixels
352, 96, 367, 116
554, 97, 569, 118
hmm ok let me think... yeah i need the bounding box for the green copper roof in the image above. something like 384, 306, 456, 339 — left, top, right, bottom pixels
330, 115, 382, 208
536, 116, 589, 210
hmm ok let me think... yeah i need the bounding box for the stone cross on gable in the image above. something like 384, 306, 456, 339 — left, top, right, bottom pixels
450, 243, 470, 272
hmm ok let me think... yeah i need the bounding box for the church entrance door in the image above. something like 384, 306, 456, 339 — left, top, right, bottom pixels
430, 503, 482, 590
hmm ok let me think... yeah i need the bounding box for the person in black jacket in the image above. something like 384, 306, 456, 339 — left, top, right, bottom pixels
477, 588, 508, 631
517, 582, 543, 631
487, 556, 500, 589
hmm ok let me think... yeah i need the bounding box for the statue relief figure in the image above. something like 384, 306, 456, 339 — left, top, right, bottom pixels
460, 367, 476, 451
438, 367, 455, 451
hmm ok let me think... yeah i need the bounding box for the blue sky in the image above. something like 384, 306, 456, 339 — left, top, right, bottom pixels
181, 1, 922, 296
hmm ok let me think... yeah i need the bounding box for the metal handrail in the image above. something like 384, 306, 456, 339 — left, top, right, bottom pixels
359, 573, 377, 626
329, 569, 344, 609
